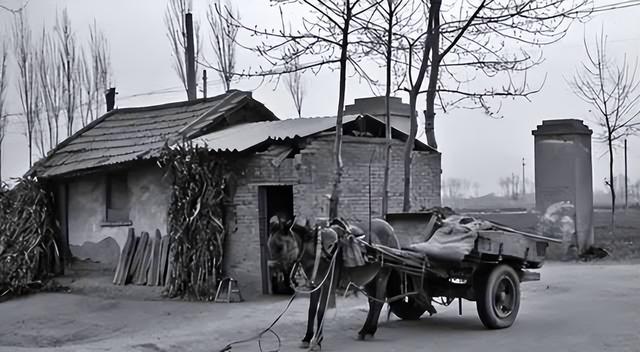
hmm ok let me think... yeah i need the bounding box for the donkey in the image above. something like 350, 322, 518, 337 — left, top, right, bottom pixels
267, 216, 400, 350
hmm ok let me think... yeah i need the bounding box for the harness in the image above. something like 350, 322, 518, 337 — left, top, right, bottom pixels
289, 221, 340, 289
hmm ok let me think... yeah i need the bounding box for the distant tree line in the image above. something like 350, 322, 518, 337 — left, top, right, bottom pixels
0, 7, 112, 170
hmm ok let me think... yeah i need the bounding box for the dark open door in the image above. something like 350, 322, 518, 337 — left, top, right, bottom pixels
258, 186, 270, 294
258, 185, 294, 295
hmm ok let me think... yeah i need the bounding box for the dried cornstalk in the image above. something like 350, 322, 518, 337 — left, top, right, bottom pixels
0, 179, 61, 300
159, 143, 230, 300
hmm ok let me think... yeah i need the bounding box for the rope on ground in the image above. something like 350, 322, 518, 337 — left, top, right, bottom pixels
218, 293, 296, 352
219, 245, 341, 351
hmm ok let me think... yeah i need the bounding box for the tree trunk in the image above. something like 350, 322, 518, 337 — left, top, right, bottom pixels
402, 0, 440, 211
403, 93, 418, 212
28, 132, 32, 167
328, 5, 352, 219
608, 136, 615, 235
424, 1, 440, 151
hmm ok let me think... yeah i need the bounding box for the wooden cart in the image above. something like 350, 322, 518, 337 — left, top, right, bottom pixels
364, 214, 561, 329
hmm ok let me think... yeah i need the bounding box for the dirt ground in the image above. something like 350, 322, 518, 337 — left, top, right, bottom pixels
0, 262, 638, 352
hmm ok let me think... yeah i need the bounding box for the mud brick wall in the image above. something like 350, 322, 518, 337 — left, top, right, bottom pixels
63, 164, 171, 267
224, 135, 441, 296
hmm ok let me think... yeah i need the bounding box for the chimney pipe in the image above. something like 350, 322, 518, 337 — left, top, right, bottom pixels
105, 87, 116, 112
185, 13, 196, 101
424, 110, 437, 149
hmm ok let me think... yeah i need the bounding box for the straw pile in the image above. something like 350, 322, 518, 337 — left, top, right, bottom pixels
0, 179, 61, 299
159, 144, 229, 300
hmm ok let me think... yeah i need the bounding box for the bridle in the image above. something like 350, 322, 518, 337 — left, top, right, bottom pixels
287, 219, 341, 289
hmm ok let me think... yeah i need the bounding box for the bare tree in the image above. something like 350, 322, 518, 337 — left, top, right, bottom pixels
570, 30, 640, 234
510, 173, 520, 200
498, 177, 511, 198
632, 179, 640, 205
362, 0, 422, 214
205, 0, 237, 92
230, 0, 376, 218
55, 8, 80, 137
13, 11, 40, 166
37, 28, 62, 148
84, 20, 112, 123
164, 0, 201, 96
472, 182, 480, 198
391, 0, 592, 211
0, 39, 8, 180
0, 1, 30, 14
284, 56, 305, 117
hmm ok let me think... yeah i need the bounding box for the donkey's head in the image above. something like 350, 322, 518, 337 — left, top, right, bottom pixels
267, 214, 301, 271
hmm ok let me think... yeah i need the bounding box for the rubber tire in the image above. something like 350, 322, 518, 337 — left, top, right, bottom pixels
475, 265, 521, 329
387, 271, 427, 320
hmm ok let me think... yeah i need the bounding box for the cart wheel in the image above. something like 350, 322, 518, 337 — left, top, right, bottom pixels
387, 271, 427, 320
475, 264, 520, 329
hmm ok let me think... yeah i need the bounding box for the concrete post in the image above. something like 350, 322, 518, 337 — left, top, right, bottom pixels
532, 119, 594, 255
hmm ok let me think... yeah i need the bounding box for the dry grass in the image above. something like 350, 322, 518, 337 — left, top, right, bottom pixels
592, 209, 640, 261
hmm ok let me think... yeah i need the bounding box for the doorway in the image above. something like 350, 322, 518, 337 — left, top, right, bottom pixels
258, 185, 294, 295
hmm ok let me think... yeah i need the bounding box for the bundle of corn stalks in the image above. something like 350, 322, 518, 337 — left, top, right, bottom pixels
159, 143, 230, 300
0, 179, 61, 299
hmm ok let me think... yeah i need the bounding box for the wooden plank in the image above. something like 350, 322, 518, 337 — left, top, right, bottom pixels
128, 231, 149, 284
136, 233, 154, 285
155, 236, 166, 286
158, 236, 169, 286
147, 230, 162, 286
113, 228, 134, 284
118, 229, 140, 285
476, 230, 548, 263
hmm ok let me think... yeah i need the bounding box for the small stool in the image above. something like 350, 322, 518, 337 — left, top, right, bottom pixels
215, 277, 244, 303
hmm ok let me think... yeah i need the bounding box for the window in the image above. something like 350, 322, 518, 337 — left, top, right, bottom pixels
105, 173, 130, 223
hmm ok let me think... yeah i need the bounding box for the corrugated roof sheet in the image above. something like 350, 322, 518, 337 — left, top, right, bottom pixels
189, 114, 435, 152
189, 115, 360, 152
31, 90, 277, 177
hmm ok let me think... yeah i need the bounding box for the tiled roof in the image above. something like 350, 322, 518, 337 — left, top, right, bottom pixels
31, 90, 277, 177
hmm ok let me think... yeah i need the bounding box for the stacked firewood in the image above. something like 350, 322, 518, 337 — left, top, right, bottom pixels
112, 229, 172, 286
0, 179, 61, 298
159, 144, 229, 301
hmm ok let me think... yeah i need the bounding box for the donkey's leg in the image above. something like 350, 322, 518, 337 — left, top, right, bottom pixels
310, 281, 332, 351
301, 290, 320, 348
365, 268, 391, 337
358, 268, 391, 339
357, 280, 377, 340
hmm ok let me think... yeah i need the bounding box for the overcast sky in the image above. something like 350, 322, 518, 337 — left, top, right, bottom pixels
1, 0, 639, 196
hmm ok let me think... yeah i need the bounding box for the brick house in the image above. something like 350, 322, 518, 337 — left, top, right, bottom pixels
29, 90, 441, 296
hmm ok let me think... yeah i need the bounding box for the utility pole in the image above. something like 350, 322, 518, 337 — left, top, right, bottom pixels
522, 158, 526, 197
625, 139, 628, 210
202, 70, 207, 99
185, 13, 196, 101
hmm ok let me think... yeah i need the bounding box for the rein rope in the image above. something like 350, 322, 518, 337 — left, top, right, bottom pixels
218, 226, 341, 352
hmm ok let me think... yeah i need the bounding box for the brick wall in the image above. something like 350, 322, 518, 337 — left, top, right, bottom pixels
224, 135, 441, 296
